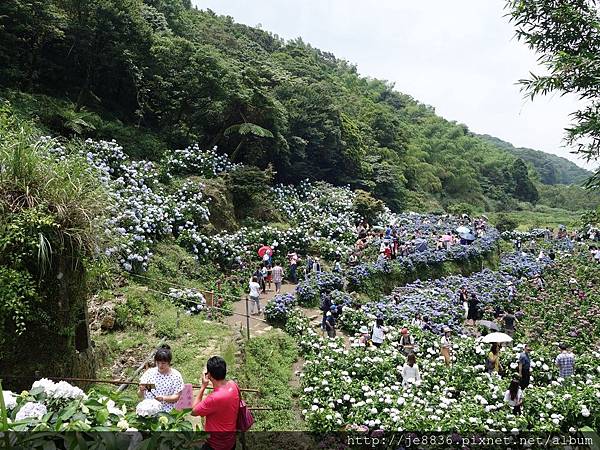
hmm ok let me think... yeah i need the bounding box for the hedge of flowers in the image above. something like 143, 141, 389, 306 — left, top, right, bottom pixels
2, 378, 192, 434
46, 138, 213, 272
167, 288, 207, 315
178, 182, 363, 267
264, 293, 297, 324
295, 272, 344, 307
499, 252, 553, 278
347, 226, 500, 293
516, 256, 600, 353
287, 310, 600, 433
341, 269, 518, 335
161, 144, 240, 179
501, 229, 548, 241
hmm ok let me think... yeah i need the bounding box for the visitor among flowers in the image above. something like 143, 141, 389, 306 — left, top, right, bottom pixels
504, 379, 523, 415
501, 309, 517, 337
467, 293, 479, 326
325, 311, 336, 338
138, 344, 184, 412
358, 325, 371, 347
555, 344, 575, 379
399, 327, 415, 355
518, 344, 532, 389
440, 327, 452, 366
287, 251, 299, 283
371, 317, 386, 347
192, 356, 239, 450
271, 262, 284, 293
486, 343, 501, 374
400, 354, 421, 387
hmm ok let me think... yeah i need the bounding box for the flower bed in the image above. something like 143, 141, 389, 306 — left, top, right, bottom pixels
347, 227, 501, 295
290, 312, 600, 433
516, 256, 600, 353
296, 272, 344, 307
341, 269, 518, 335
264, 293, 297, 324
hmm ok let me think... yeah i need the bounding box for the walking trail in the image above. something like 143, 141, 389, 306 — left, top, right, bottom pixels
223, 281, 351, 345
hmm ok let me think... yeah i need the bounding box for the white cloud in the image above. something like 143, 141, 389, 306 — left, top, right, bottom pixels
193, 0, 596, 170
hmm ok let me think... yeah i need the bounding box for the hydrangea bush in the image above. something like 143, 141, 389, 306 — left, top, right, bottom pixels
3, 379, 192, 434
264, 293, 297, 324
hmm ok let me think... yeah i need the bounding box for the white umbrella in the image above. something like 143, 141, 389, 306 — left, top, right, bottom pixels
480, 332, 513, 343
456, 226, 471, 234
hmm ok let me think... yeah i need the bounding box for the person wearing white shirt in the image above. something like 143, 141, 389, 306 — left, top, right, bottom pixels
440, 327, 452, 366
400, 354, 421, 387
248, 276, 262, 314
138, 345, 183, 412
371, 318, 386, 347
504, 379, 524, 415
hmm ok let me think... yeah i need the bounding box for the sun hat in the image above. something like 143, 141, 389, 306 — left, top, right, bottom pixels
326, 312, 332, 317
443, 326, 451, 333
359, 325, 368, 334
401, 327, 409, 335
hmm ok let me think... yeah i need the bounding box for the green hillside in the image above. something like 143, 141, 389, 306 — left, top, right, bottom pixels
478, 134, 592, 185
0, 0, 551, 212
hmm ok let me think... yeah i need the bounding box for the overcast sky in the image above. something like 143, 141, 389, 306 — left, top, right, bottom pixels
193, 0, 596, 170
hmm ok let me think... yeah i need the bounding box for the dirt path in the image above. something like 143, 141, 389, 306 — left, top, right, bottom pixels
224, 283, 297, 336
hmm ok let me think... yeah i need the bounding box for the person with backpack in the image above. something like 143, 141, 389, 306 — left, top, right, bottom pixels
501, 309, 517, 337
325, 312, 336, 338
253, 266, 265, 294
320, 295, 332, 333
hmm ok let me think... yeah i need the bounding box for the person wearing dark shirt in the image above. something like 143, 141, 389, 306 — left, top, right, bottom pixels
467, 293, 479, 326
518, 344, 532, 389
502, 309, 517, 337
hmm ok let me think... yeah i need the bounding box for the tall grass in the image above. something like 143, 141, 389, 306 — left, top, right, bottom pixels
0, 101, 110, 265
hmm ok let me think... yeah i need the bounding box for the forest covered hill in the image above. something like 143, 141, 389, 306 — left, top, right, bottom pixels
478, 134, 592, 185
0, 0, 595, 212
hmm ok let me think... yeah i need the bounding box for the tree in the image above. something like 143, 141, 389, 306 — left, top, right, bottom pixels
507, 0, 600, 187
511, 158, 539, 203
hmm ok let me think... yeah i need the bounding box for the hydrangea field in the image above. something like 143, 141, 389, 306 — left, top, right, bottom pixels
286, 314, 600, 433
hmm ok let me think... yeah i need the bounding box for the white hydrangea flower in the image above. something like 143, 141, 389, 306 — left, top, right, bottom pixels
135, 399, 162, 417
15, 402, 47, 421
3, 391, 17, 410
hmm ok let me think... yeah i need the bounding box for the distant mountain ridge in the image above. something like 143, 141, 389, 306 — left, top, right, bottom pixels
478, 134, 591, 185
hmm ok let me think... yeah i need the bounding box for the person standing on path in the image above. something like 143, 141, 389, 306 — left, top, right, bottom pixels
248, 276, 262, 315
271, 262, 284, 294
192, 356, 239, 450
518, 344, 532, 389
555, 344, 575, 379
287, 251, 299, 283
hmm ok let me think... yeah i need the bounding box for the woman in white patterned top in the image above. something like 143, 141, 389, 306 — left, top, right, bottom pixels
139, 344, 184, 412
